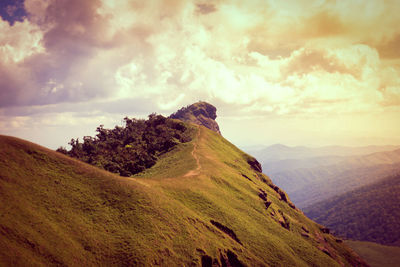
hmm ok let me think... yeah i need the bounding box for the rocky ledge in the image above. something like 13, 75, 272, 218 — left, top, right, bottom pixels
170, 101, 221, 134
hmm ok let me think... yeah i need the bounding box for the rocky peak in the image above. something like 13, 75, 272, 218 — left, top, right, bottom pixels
170, 102, 221, 134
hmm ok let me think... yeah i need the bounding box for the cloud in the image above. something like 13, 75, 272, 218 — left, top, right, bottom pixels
0, 0, 399, 144
0, 0, 399, 150
0, 0, 26, 25
196, 3, 217, 15
283, 48, 351, 76
376, 33, 400, 59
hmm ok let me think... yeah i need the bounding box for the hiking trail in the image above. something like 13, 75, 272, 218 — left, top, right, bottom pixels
184, 126, 201, 177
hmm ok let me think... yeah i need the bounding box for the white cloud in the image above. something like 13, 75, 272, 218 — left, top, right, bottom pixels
1, 0, 400, 147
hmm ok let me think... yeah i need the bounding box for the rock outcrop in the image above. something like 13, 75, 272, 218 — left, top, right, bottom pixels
170, 102, 221, 134
247, 158, 262, 172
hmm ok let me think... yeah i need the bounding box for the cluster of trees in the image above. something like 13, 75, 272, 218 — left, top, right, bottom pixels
57, 114, 193, 176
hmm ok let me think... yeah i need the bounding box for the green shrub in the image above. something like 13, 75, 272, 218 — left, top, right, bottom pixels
57, 114, 192, 176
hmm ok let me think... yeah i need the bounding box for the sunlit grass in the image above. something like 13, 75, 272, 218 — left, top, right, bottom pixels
0, 130, 365, 266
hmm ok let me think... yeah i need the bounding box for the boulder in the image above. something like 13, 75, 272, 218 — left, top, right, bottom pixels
170, 102, 221, 134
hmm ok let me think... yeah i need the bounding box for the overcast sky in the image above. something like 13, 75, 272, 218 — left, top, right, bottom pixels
0, 0, 400, 149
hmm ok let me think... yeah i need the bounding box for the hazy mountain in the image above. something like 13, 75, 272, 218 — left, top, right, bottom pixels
247, 145, 400, 208
276, 161, 400, 208
304, 174, 400, 246
248, 144, 400, 163
0, 103, 366, 266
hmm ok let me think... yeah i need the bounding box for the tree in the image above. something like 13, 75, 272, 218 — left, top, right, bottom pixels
56, 114, 192, 177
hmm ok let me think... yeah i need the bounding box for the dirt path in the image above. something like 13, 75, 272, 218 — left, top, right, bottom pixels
184, 126, 201, 177
126, 176, 151, 187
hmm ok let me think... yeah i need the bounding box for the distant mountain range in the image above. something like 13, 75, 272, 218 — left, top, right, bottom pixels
246, 145, 400, 208
245, 143, 400, 254
304, 174, 400, 246
248, 144, 400, 163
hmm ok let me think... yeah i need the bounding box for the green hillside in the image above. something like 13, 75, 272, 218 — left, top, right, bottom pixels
0, 126, 366, 266
304, 174, 400, 246
346, 240, 400, 267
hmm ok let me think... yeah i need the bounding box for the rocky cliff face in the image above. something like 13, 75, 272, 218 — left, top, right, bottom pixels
170, 102, 221, 134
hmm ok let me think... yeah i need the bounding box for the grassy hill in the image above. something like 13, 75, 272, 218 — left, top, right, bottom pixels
0, 126, 366, 266
346, 240, 400, 267
304, 174, 400, 246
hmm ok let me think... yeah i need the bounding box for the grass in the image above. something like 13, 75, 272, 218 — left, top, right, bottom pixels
0, 127, 367, 266
133, 125, 198, 179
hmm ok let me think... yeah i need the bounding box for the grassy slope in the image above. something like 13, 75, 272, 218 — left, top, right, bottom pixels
346, 240, 400, 267
0, 126, 365, 266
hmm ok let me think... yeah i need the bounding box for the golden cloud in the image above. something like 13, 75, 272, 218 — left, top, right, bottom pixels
0, 0, 399, 116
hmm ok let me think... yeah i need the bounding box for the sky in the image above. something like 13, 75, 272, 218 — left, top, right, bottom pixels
0, 0, 399, 149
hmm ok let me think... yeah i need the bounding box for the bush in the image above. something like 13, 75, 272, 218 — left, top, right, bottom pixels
58, 114, 192, 176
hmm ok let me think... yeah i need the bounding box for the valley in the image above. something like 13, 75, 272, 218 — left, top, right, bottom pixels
247, 145, 400, 208
304, 174, 400, 246
247, 143, 400, 267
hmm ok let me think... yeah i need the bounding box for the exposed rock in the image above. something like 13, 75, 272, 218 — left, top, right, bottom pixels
279, 218, 290, 230
170, 102, 221, 134
320, 227, 330, 234
196, 248, 206, 254
247, 158, 262, 172
210, 220, 242, 245
201, 255, 213, 267
269, 184, 287, 201
302, 226, 310, 233
241, 174, 253, 182
270, 210, 276, 217
318, 246, 332, 258
268, 184, 280, 193
258, 189, 268, 201
258, 189, 272, 210
278, 190, 288, 202
255, 173, 269, 184
278, 211, 290, 230
301, 232, 310, 238
267, 183, 297, 209
220, 250, 246, 267
213, 258, 220, 266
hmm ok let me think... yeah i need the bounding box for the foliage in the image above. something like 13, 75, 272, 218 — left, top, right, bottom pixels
57, 114, 193, 176
304, 174, 400, 246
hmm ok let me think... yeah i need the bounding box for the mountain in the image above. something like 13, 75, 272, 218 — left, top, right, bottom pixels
0, 103, 366, 266
169, 101, 221, 134
304, 174, 400, 246
249, 144, 400, 163
252, 148, 400, 208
